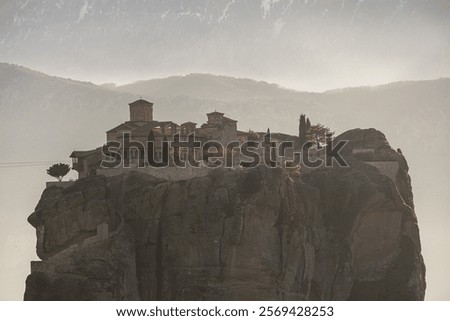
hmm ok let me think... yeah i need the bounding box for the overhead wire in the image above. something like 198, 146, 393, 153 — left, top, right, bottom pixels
0, 160, 70, 168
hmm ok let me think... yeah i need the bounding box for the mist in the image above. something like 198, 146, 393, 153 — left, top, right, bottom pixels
0, 0, 449, 300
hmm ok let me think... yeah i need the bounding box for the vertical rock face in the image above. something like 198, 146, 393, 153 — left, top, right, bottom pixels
24, 129, 426, 300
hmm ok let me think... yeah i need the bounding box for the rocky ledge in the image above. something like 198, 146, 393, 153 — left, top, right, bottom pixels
24, 129, 426, 300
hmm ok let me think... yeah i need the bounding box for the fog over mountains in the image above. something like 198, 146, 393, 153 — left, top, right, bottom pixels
1, 0, 449, 90
0, 0, 449, 301
0, 63, 449, 299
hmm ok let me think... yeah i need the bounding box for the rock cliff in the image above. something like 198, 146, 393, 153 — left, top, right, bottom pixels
24, 129, 426, 300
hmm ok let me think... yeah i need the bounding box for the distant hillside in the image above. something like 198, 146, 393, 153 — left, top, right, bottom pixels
0, 63, 136, 161
117, 73, 312, 101
117, 75, 450, 153
2, 64, 449, 165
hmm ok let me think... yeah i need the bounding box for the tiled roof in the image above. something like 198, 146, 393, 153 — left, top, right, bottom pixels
70, 149, 98, 158
128, 99, 153, 107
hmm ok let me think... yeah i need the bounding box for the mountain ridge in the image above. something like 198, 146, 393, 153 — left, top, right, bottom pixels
3, 62, 450, 98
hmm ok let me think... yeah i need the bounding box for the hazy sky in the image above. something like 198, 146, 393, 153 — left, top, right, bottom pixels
0, 0, 449, 300
0, 0, 449, 91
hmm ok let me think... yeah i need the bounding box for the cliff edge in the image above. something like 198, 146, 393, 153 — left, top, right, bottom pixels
24, 129, 426, 300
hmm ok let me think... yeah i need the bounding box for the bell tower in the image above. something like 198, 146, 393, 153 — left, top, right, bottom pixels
129, 99, 153, 122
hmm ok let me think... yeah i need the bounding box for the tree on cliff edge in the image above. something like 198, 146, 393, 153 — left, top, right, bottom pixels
306, 123, 334, 145
47, 163, 70, 182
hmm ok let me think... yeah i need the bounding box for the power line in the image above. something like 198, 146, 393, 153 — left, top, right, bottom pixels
0, 160, 70, 168
0, 160, 69, 165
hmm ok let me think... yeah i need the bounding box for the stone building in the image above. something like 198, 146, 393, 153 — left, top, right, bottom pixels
70, 99, 323, 179
71, 99, 239, 178
70, 148, 102, 179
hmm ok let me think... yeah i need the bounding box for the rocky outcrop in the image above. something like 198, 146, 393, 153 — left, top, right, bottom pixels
24, 129, 426, 300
